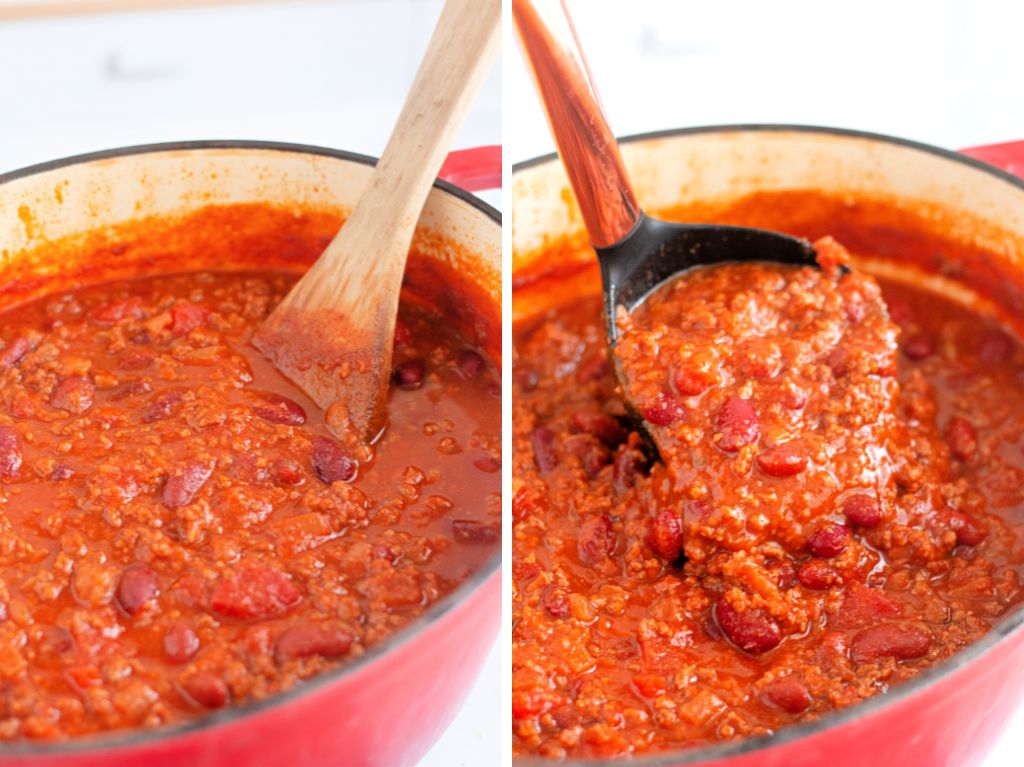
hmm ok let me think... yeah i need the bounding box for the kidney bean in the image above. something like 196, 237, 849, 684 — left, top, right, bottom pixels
456, 349, 485, 380
578, 514, 615, 565
806, 524, 849, 558
756, 442, 808, 477
162, 461, 213, 509
115, 566, 159, 616
311, 436, 357, 484
183, 671, 228, 709
392, 317, 412, 348
272, 458, 304, 487
797, 561, 840, 590
950, 511, 988, 546
672, 359, 719, 397
392, 360, 425, 390
826, 347, 852, 377
0, 426, 23, 480
764, 677, 812, 713
50, 376, 95, 414
576, 353, 611, 383
117, 349, 154, 370
646, 510, 684, 562
170, 302, 208, 336
643, 390, 685, 426
714, 597, 782, 654
451, 519, 500, 545
251, 392, 307, 426
564, 434, 611, 476
473, 455, 501, 473
542, 585, 570, 618
885, 298, 914, 325
945, 416, 977, 461
782, 385, 808, 410
842, 493, 883, 527
979, 329, 1013, 363
109, 380, 152, 402
516, 366, 540, 392
765, 558, 797, 590
0, 336, 32, 369
274, 624, 353, 664
572, 410, 627, 447
36, 626, 75, 658
902, 332, 935, 361
612, 440, 649, 492
530, 426, 558, 472
142, 390, 184, 423
512, 485, 548, 522
163, 622, 200, 664
716, 396, 759, 452
850, 623, 931, 663
210, 563, 302, 621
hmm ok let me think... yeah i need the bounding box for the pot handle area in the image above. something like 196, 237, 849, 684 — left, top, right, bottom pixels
439, 145, 502, 192
960, 140, 1024, 179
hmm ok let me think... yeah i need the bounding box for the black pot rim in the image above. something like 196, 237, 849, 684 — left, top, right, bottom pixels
0, 139, 501, 758
512, 123, 1024, 767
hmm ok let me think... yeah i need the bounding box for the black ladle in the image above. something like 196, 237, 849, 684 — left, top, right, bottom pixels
512, 0, 817, 352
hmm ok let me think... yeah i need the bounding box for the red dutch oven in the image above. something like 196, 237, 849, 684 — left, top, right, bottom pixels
512, 127, 1024, 767
0, 141, 501, 767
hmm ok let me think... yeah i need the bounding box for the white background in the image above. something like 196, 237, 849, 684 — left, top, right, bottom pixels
507, 1, 1024, 765
509, 0, 1024, 162
0, 1, 500, 765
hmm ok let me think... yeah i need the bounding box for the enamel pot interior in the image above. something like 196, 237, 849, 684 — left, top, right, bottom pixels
0, 142, 501, 767
512, 126, 1024, 767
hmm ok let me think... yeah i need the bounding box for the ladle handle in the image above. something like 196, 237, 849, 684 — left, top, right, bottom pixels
513, 0, 639, 248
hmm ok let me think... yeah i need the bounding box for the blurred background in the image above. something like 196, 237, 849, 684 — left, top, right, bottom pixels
510, 0, 1024, 162
0, 1, 500, 765
0, 0, 501, 207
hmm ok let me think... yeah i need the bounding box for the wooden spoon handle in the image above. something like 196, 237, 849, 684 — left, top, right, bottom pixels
281, 0, 500, 319
259, 0, 499, 443
513, 0, 639, 249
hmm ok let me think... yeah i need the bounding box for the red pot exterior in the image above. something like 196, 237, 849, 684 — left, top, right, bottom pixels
2, 568, 498, 767
673, 624, 1024, 767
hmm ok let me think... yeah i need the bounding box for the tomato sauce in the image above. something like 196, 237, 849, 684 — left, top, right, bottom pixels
512, 195, 1024, 759
0, 210, 500, 739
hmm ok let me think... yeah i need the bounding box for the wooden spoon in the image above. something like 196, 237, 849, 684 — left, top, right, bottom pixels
255, 0, 500, 445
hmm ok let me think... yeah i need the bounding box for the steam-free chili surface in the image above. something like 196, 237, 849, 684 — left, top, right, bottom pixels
512, 202, 1024, 759
0, 246, 499, 738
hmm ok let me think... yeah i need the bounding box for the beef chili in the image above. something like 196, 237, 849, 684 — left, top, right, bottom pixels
0, 206, 500, 740
512, 194, 1024, 759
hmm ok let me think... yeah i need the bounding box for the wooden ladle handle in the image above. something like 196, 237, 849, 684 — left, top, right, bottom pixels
513, 0, 639, 248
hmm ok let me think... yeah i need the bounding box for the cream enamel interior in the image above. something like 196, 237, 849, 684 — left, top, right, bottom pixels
0, 146, 500, 309
512, 129, 1024, 292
